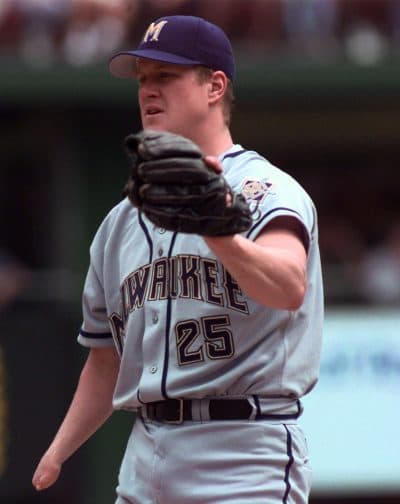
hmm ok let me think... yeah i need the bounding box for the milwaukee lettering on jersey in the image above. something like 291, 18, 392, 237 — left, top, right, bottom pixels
109, 254, 249, 345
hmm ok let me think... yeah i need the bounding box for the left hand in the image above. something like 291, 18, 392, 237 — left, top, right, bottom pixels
123, 129, 251, 236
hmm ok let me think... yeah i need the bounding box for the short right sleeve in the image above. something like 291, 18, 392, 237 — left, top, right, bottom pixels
77, 211, 116, 348
77, 261, 114, 348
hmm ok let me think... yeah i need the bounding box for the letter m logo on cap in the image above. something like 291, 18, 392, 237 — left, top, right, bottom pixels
143, 20, 168, 43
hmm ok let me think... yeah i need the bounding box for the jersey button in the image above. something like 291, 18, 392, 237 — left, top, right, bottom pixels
158, 248, 163, 257
152, 314, 158, 324
149, 365, 158, 374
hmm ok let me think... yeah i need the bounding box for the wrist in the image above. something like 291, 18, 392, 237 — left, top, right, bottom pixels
204, 233, 239, 249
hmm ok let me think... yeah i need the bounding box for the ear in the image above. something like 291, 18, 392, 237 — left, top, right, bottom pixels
208, 71, 227, 105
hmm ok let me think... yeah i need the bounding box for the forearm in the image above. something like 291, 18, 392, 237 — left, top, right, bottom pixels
38, 347, 119, 466
44, 352, 117, 464
204, 233, 306, 310
33, 347, 120, 491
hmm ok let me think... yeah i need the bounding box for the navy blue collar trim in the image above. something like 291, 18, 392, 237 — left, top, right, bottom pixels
221, 149, 247, 161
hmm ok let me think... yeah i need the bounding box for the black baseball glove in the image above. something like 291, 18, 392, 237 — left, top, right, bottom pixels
123, 130, 253, 236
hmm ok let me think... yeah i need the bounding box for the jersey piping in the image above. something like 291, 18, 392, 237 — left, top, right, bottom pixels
246, 207, 304, 238
138, 210, 153, 263
283, 425, 294, 503
161, 231, 178, 399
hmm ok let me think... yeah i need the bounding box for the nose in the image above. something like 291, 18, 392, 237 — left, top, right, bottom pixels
139, 78, 160, 99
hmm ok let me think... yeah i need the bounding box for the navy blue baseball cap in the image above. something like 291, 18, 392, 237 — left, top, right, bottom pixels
108, 15, 235, 81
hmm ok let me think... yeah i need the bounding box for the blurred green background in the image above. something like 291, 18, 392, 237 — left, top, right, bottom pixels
1, 1, 400, 503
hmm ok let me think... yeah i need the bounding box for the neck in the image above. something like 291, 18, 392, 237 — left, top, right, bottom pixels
192, 125, 234, 158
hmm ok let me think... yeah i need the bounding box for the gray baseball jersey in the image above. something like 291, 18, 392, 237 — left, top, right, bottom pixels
78, 144, 323, 416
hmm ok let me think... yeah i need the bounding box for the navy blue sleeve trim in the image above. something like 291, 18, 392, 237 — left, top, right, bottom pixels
246, 207, 303, 239
138, 210, 153, 264
79, 329, 112, 339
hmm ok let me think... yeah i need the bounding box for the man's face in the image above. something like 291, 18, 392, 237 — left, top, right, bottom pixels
137, 59, 210, 137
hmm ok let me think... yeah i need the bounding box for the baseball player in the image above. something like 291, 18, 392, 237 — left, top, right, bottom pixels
32, 15, 323, 503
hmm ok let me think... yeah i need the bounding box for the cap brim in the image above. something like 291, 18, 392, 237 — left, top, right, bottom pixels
108, 50, 202, 78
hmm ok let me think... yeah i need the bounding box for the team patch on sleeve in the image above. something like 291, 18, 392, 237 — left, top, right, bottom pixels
240, 178, 275, 203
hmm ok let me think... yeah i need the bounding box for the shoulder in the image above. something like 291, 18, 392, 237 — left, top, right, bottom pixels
221, 145, 291, 184
90, 197, 135, 249
221, 146, 269, 173
223, 147, 319, 241
222, 146, 313, 204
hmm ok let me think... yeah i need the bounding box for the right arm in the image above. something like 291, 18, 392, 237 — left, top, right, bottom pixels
32, 346, 120, 491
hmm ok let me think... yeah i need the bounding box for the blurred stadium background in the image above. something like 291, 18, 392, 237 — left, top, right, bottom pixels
1, 0, 399, 503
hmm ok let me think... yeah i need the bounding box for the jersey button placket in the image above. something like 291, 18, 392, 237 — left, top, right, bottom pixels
154, 224, 166, 235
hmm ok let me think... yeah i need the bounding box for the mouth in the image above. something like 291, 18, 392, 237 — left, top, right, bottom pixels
145, 106, 163, 117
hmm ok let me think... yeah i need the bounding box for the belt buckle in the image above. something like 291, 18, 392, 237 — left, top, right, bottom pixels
166, 398, 184, 424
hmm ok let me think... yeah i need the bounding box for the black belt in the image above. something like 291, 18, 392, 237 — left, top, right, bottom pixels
141, 398, 253, 424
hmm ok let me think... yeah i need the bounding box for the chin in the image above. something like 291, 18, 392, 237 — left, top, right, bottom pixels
142, 116, 168, 131
141, 118, 186, 137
